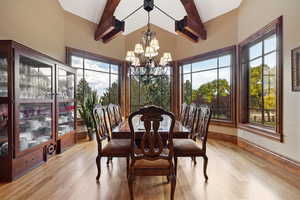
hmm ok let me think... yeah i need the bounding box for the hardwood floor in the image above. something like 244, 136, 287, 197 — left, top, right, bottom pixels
0, 140, 299, 200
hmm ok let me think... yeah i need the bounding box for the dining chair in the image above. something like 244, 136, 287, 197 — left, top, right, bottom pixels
173, 105, 212, 181
184, 103, 198, 162
180, 103, 189, 126
128, 106, 177, 200
92, 104, 131, 181
107, 104, 118, 132
114, 104, 123, 124
185, 103, 197, 131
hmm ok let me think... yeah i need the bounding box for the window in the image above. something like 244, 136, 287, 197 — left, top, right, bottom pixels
130, 67, 172, 112
181, 46, 236, 124
68, 49, 120, 106
238, 16, 283, 141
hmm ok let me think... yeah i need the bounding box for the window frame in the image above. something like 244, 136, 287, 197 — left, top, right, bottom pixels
238, 16, 283, 142
66, 47, 122, 106
178, 46, 237, 127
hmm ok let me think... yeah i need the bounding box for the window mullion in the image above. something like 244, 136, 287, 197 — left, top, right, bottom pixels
190, 64, 192, 104
217, 57, 220, 120
262, 41, 265, 125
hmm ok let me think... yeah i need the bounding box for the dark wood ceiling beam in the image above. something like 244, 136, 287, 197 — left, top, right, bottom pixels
94, 0, 124, 43
177, 0, 207, 42
175, 20, 198, 43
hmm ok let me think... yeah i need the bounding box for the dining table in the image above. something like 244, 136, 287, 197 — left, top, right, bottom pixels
111, 116, 191, 140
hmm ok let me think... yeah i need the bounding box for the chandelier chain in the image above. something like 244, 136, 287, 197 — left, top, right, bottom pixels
153, 5, 177, 22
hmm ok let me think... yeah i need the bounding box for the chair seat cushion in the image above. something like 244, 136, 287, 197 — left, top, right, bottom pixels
101, 139, 131, 156
134, 159, 171, 169
173, 139, 204, 156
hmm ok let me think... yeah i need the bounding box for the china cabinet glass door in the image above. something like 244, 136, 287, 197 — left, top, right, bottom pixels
16, 53, 55, 154
19, 103, 52, 151
58, 102, 75, 136
57, 66, 76, 137
0, 55, 8, 97
19, 56, 52, 100
0, 104, 9, 157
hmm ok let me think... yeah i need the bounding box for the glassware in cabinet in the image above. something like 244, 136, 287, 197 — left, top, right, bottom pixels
57, 68, 75, 99
58, 102, 75, 137
19, 56, 52, 100
0, 104, 8, 157
0, 56, 8, 97
19, 103, 52, 151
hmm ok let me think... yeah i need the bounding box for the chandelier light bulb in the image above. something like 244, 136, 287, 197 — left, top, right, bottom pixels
150, 38, 160, 51
163, 52, 172, 62
132, 57, 140, 66
145, 46, 156, 58
160, 57, 166, 66
126, 51, 136, 62
134, 43, 144, 54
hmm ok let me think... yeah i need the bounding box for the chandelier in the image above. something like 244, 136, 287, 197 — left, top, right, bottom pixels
125, 0, 173, 76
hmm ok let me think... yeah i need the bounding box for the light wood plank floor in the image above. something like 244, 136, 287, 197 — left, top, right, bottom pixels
0, 140, 299, 200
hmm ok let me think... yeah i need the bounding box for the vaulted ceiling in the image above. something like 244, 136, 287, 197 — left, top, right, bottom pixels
59, 0, 242, 35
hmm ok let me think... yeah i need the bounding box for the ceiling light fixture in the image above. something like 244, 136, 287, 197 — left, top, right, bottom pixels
124, 0, 177, 76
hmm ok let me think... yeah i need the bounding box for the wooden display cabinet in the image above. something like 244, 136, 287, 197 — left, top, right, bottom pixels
55, 64, 76, 153
0, 41, 76, 181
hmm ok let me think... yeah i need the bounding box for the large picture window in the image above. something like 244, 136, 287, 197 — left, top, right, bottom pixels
130, 67, 172, 112
181, 46, 235, 123
247, 34, 277, 127
68, 49, 120, 106
238, 16, 283, 141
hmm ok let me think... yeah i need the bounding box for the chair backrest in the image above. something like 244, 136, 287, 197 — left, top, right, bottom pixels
107, 104, 118, 130
114, 104, 122, 124
185, 103, 197, 132
92, 105, 110, 149
180, 103, 189, 126
128, 106, 175, 161
193, 105, 212, 151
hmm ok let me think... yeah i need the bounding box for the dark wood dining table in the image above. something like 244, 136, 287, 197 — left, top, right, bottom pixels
111, 118, 191, 140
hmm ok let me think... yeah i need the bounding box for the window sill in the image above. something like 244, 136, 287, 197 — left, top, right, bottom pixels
211, 119, 236, 128
238, 123, 283, 142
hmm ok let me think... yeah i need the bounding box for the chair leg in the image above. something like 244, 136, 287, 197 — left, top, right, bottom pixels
193, 156, 197, 165
128, 175, 134, 200
203, 155, 208, 181
96, 155, 101, 181
170, 175, 176, 200
126, 157, 129, 178
174, 157, 178, 176
107, 157, 113, 166
107, 157, 110, 166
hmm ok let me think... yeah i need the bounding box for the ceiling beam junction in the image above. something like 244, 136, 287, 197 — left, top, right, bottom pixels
95, 0, 124, 43
176, 0, 207, 42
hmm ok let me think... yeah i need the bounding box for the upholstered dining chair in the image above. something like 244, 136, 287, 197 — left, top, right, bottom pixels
173, 105, 212, 181
127, 106, 177, 200
92, 105, 131, 181
184, 103, 198, 162
179, 103, 189, 126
